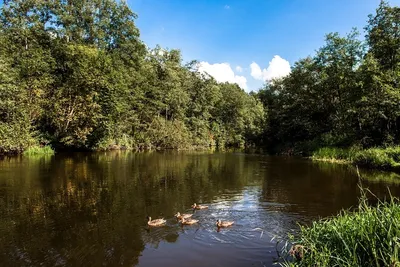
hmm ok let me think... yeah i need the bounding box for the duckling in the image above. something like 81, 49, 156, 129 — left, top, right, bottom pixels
147, 216, 166, 227
180, 217, 199, 225
289, 244, 304, 261
191, 203, 208, 210
174, 212, 193, 220
216, 219, 234, 228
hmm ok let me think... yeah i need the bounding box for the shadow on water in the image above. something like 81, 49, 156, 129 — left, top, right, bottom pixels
0, 151, 400, 266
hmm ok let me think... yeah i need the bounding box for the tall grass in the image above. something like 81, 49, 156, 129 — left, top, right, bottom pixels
312, 146, 400, 171
312, 147, 359, 162
23, 145, 55, 156
353, 147, 400, 171
282, 192, 400, 266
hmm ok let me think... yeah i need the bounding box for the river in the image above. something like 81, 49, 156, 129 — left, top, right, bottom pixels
0, 151, 399, 266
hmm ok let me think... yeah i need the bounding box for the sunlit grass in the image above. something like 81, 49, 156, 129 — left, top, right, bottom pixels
353, 147, 400, 171
311, 147, 358, 162
23, 145, 55, 156
312, 146, 400, 171
281, 191, 400, 267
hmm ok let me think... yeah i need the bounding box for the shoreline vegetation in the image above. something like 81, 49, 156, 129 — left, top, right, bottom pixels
23, 145, 55, 156
312, 146, 400, 172
0, 0, 266, 157
1, 0, 400, 165
281, 191, 400, 267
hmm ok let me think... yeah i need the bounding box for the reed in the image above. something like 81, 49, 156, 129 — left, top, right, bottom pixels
312, 146, 400, 171
282, 192, 400, 266
23, 145, 55, 156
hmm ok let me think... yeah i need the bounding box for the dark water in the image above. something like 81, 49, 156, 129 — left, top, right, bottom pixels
1, 151, 400, 267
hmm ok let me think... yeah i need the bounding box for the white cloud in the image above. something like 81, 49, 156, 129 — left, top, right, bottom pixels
250, 55, 291, 81
224, 5, 230, 9
235, 65, 243, 73
234, 76, 247, 90
250, 62, 263, 80
264, 55, 291, 80
197, 62, 248, 90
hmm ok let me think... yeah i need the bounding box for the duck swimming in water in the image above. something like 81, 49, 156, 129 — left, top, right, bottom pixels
174, 212, 193, 220
147, 216, 166, 227
180, 217, 199, 225
216, 219, 234, 228
191, 203, 208, 210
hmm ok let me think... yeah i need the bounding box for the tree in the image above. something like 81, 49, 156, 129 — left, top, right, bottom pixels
0, 55, 33, 154
366, 0, 400, 72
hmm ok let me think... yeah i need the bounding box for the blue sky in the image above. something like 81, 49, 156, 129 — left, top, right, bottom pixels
129, 0, 400, 92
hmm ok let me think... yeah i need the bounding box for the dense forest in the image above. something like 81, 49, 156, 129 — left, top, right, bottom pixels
0, 0, 265, 154
258, 1, 400, 154
0, 0, 399, 156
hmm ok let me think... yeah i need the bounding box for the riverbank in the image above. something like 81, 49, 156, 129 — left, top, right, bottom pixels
311, 146, 400, 172
22, 145, 55, 156
283, 194, 400, 267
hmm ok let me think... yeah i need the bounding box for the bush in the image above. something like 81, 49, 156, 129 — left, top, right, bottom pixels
0, 123, 35, 155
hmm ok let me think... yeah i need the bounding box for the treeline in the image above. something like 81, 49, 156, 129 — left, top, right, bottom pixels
257, 1, 400, 155
2, 0, 399, 156
0, 0, 265, 155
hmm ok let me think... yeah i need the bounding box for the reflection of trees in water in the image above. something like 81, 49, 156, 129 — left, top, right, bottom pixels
260, 158, 400, 219
0, 200, 145, 266
313, 161, 400, 198
3, 153, 400, 265
357, 168, 400, 185
0, 151, 265, 266
141, 225, 181, 248
260, 158, 361, 218
0, 154, 144, 266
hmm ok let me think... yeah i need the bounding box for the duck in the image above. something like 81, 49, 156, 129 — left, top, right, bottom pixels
289, 245, 304, 261
174, 212, 193, 220
147, 216, 166, 227
191, 203, 208, 210
216, 219, 234, 228
180, 217, 199, 225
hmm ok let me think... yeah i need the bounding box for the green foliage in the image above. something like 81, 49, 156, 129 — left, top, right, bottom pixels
0, 123, 34, 155
257, 1, 400, 154
23, 145, 54, 156
353, 147, 400, 170
312, 147, 359, 162
0, 53, 34, 154
283, 193, 400, 267
312, 146, 400, 171
0, 0, 265, 154
3, 0, 398, 156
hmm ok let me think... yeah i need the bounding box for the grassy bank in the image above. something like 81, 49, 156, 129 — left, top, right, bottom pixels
283, 194, 400, 266
23, 145, 55, 156
312, 146, 400, 171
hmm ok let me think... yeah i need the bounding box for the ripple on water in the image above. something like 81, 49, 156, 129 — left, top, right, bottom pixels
5, 152, 396, 266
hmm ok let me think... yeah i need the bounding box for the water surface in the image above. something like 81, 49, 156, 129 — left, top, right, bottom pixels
1, 151, 400, 266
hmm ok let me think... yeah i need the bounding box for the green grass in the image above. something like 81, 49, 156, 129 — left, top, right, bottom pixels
353, 147, 400, 171
312, 147, 359, 162
312, 146, 400, 171
23, 145, 55, 156
282, 193, 400, 267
